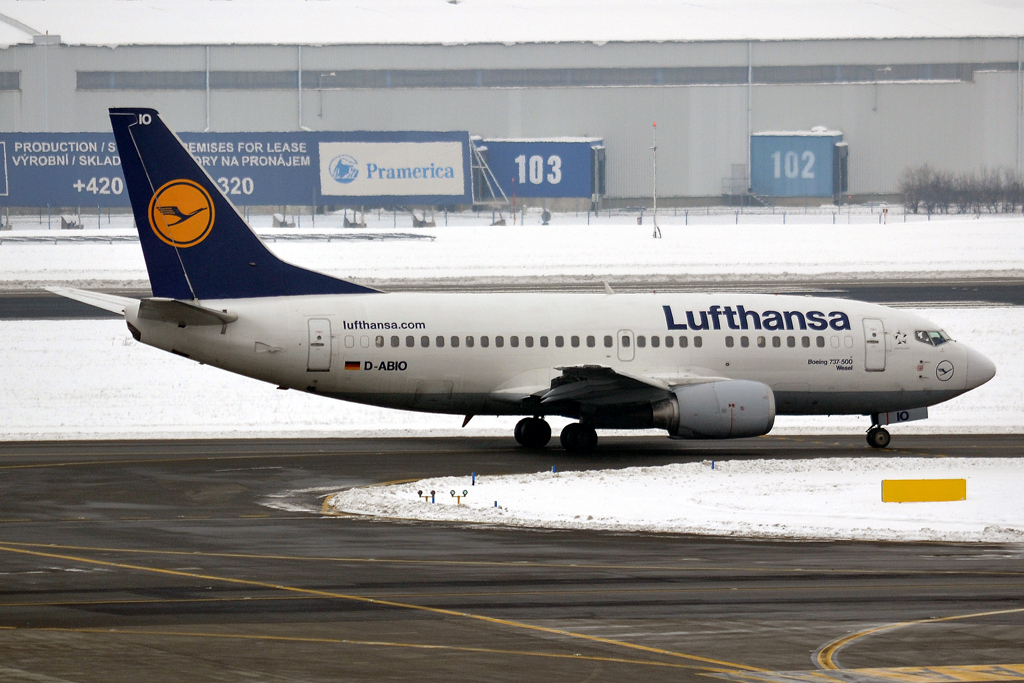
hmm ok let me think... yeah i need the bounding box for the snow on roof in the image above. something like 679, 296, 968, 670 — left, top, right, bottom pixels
752, 129, 844, 137
1, 0, 1024, 48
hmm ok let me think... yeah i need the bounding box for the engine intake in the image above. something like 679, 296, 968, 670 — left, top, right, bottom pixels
652, 380, 775, 439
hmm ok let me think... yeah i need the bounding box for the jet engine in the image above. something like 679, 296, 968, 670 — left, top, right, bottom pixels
651, 380, 775, 439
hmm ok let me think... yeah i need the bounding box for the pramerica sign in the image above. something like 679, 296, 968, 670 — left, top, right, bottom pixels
0, 130, 472, 208
319, 132, 471, 205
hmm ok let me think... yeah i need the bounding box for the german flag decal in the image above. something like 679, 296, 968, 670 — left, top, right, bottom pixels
344, 361, 361, 371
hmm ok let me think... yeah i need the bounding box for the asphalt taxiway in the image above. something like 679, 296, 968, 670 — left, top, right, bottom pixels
0, 435, 1021, 682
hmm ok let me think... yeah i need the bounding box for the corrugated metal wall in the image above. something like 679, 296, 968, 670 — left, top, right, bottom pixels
0, 37, 1020, 197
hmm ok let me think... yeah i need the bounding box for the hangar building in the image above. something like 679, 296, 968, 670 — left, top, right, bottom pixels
0, 0, 1022, 202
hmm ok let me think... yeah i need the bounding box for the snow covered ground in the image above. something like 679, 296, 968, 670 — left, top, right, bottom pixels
1, 211, 1022, 288
0, 307, 1016, 440
326, 457, 1024, 543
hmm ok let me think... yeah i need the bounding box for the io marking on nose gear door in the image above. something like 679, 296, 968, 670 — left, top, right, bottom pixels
936, 360, 954, 381
148, 178, 215, 248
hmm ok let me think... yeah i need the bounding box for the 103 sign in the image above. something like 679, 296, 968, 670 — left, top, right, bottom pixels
483, 139, 600, 198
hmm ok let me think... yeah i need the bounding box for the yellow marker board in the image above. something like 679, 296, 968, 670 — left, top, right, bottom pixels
882, 479, 966, 503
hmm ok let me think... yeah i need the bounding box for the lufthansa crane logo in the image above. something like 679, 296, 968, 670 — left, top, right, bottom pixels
148, 179, 215, 248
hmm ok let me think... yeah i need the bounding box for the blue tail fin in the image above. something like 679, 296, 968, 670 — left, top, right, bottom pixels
110, 107, 378, 300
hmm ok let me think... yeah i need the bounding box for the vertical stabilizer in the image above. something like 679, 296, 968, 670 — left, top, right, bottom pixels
109, 108, 378, 300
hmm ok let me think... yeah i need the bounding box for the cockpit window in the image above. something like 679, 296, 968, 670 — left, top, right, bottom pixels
914, 330, 952, 346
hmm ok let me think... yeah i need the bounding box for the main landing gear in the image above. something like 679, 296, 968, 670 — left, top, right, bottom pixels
514, 417, 551, 449
866, 426, 891, 449
560, 423, 598, 453
513, 418, 598, 453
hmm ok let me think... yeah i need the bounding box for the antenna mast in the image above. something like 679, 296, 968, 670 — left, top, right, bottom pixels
652, 122, 661, 238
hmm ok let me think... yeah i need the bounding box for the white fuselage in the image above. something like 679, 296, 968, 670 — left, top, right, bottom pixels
124, 291, 990, 422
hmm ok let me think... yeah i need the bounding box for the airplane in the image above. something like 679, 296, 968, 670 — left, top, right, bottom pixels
49, 108, 996, 452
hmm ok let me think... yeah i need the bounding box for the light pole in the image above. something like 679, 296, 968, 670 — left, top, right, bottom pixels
651, 122, 661, 239
873, 66, 891, 112
318, 71, 335, 118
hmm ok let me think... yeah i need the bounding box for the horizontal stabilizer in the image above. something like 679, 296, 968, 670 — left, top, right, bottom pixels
45, 287, 135, 316
138, 298, 238, 327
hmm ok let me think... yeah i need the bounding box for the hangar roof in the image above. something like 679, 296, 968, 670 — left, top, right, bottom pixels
1, 0, 1023, 48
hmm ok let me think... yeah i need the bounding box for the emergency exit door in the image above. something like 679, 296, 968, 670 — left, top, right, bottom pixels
307, 319, 332, 372
863, 318, 885, 371
617, 330, 635, 362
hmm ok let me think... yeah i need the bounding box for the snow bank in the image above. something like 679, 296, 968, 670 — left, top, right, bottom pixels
326, 457, 1024, 543
0, 308, 1016, 440
2, 214, 1023, 288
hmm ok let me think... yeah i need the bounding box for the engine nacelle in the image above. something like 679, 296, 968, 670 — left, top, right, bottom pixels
652, 380, 776, 439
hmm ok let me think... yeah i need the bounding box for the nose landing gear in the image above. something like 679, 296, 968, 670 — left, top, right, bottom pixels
867, 426, 891, 449
514, 417, 551, 449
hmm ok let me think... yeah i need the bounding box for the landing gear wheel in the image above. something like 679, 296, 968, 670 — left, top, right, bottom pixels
560, 423, 598, 453
867, 427, 891, 449
514, 417, 551, 449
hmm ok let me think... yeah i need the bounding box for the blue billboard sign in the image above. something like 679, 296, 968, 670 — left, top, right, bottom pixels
0, 131, 472, 207
481, 138, 601, 199
750, 130, 843, 198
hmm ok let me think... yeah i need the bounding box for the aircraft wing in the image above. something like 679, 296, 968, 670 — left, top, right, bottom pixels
45, 286, 136, 316
492, 364, 732, 407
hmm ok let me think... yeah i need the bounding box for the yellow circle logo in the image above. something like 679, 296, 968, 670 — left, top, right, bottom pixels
148, 179, 215, 248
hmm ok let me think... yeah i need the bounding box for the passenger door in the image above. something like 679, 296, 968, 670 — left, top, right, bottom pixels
307, 318, 332, 372
863, 318, 885, 372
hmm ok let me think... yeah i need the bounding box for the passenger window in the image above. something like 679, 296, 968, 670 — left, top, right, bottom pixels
802, 336, 810, 348
555, 336, 564, 348
360, 336, 369, 348
421, 335, 429, 348
406, 335, 415, 348
510, 336, 519, 348
344, 335, 354, 349
636, 335, 646, 348
540, 336, 549, 348
679, 336, 688, 348
725, 336, 734, 348
436, 336, 445, 348
844, 336, 854, 348
571, 335, 580, 348
757, 336, 766, 348
741, 336, 749, 348
391, 335, 400, 348
651, 336, 660, 348
466, 336, 475, 348
830, 336, 840, 348
587, 336, 595, 348
525, 336, 534, 348
375, 335, 384, 348
495, 336, 504, 348
665, 336, 674, 348
694, 336, 702, 348
604, 335, 613, 348
451, 336, 460, 348
816, 336, 825, 348
481, 336, 490, 348
772, 336, 781, 348
787, 336, 795, 348
621, 335, 631, 348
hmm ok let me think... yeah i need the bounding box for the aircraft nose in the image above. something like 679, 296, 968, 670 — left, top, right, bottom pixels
964, 347, 996, 390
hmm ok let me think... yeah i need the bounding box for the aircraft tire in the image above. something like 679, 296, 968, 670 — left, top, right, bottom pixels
560, 423, 597, 453
514, 418, 529, 446
522, 418, 551, 449
560, 423, 583, 451
867, 427, 891, 449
